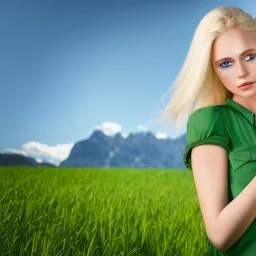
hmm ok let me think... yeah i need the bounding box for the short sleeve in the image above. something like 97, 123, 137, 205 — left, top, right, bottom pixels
183, 106, 230, 171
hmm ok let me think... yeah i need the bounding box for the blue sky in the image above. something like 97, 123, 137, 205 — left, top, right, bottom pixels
1, 0, 255, 165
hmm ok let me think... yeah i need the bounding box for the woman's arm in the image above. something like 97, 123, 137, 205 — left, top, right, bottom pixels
191, 144, 256, 252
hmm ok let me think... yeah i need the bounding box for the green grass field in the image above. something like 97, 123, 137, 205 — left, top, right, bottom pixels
0, 166, 213, 255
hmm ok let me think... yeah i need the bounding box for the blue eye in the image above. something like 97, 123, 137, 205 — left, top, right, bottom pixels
219, 54, 256, 68
245, 54, 256, 61
220, 61, 231, 68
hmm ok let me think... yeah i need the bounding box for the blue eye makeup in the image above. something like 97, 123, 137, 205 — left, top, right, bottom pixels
220, 61, 231, 68
219, 54, 256, 68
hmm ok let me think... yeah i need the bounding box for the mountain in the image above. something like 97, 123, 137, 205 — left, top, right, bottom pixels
59, 130, 187, 169
0, 153, 56, 167
0, 130, 188, 169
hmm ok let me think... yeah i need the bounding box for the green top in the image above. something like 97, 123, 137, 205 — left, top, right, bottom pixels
183, 98, 256, 255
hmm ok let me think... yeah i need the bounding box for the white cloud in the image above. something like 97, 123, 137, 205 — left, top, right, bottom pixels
138, 125, 148, 132
94, 122, 122, 136
156, 132, 168, 139
4, 141, 74, 166
35, 158, 43, 163
4, 148, 28, 156
122, 132, 129, 138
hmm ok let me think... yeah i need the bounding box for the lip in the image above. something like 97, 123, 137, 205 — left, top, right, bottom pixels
238, 81, 254, 88
237, 82, 254, 90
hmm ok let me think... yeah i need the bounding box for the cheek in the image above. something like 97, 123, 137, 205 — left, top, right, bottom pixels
215, 69, 234, 88
248, 62, 256, 73
220, 72, 230, 83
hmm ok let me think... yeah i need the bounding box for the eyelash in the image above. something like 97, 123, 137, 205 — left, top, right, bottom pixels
220, 54, 256, 68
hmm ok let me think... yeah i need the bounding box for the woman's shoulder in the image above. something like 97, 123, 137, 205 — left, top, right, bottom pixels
184, 104, 229, 171
188, 105, 225, 124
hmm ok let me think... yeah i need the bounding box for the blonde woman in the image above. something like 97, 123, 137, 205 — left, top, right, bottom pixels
162, 6, 256, 255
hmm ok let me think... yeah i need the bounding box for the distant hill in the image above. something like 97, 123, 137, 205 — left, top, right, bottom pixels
59, 130, 187, 169
0, 153, 56, 167
1, 130, 188, 169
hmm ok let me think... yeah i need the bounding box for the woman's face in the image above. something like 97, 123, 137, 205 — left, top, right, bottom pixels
212, 27, 256, 102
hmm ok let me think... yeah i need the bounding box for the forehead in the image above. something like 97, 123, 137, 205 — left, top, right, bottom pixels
212, 27, 256, 61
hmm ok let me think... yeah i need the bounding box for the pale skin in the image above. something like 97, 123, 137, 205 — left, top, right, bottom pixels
212, 27, 256, 113
191, 26, 256, 252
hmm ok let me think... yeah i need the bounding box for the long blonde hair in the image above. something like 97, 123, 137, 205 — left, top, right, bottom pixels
159, 6, 256, 132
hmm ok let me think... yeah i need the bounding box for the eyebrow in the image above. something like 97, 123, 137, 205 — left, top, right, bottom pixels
214, 48, 256, 64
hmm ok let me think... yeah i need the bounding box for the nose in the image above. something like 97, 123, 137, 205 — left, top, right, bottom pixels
237, 63, 248, 78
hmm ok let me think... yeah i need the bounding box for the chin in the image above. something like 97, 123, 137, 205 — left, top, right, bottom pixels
234, 92, 256, 100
